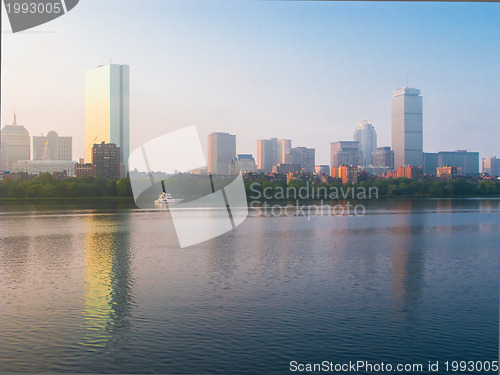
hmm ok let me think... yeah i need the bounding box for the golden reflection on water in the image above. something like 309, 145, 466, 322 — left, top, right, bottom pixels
80, 213, 133, 349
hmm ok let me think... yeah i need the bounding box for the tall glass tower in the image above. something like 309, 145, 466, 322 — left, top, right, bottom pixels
391, 87, 423, 168
85, 64, 129, 169
353, 119, 377, 166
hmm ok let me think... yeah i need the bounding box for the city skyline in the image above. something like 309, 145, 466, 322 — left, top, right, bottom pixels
0, 107, 491, 175
1, 1, 499, 165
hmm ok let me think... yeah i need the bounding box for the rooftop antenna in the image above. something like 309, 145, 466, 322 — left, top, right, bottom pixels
405, 73, 408, 88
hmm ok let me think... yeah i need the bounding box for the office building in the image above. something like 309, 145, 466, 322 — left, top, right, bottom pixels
482, 156, 500, 177
372, 147, 394, 170
256, 138, 291, 173
33, 131, 72, 161
353, 119, 377, 166
208, 132, 236, 175
85, 63, 129, 169
437, 150, 479, 175
330, 141, 362, 169
423, 152, 438, 175
315, 165, 330, 175
289, 146, 315, 173
0, 113, 30, 172
391, 87, 423, 168
92, 142, 121, 180
229, 154, 256, 175
14, 160, 76, 177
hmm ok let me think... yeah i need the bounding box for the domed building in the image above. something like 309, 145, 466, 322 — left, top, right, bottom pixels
0, 113, 30, 172
33, 131, 72, 161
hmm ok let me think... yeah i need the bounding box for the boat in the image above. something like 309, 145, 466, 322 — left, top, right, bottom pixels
154, 192, 184, 205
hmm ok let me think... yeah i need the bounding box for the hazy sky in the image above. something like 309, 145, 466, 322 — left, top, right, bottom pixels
2, 0, 499, 165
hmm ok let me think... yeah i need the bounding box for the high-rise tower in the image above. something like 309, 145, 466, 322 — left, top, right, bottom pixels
208, 132, 236, 175
85, 64, 129, 169
391, 87, 423, 168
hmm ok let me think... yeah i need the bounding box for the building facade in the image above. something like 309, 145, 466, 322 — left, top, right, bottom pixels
92, 142, 121, 180
353, 119, 377, 166
423, 152, 438, 175
391, 87, 423, 168
85, 64, 129, 169
75, 162, 93, 178
482, 156, 500, 177
289, 146, 315, 173
330, 141, 362, 169
208, 132, 236, 175
33, 131, 72, 161
0, 113, 30, 172
333, 165, 358, 184
315, 165, 330, 175
272, 163, 301, 174
229, 154, 256, 175
372, 147, 394, 170
437, 166, 458, 180
383, 165, 423, 180
14, 160, 76, 177
256, 138, 291, 173
437, 150, 479, 175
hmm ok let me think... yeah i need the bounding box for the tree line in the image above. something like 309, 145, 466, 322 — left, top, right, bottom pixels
0, 173, 498, 199
245, 176, 500, 199
0, 173, 133, 198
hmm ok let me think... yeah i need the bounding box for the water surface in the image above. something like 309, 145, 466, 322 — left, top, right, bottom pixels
0, 199, 498, 373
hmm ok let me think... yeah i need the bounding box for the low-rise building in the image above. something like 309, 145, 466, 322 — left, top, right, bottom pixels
315, 165, 330, 176
333, 165, 358, 184
437, 166, 458, 180
75, 162, 93, 178
14, 160, 76, 177
272, 163, 301, 174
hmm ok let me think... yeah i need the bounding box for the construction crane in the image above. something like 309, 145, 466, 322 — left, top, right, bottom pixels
83, 137, 98, 163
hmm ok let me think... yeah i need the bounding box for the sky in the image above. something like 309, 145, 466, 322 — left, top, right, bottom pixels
2, 0, 500, 165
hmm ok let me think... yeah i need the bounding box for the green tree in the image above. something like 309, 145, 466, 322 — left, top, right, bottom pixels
117, 178, 133, 197
105, 179, 118, 196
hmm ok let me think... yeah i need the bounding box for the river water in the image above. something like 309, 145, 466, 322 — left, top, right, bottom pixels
0, 199, 498, 373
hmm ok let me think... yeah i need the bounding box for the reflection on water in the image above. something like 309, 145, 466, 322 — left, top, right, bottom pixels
81, 214, 134, 351
389, 201, 425, 323
0, 199, 498, 373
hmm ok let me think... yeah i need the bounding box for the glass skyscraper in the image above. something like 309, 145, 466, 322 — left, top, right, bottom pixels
85, 64, 129, 170
391, 87, 423, 168
353, 119, 377, 166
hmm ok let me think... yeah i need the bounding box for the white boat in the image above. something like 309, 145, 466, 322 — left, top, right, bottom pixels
154, 192, 184, 205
